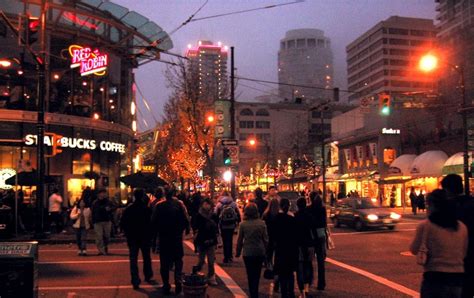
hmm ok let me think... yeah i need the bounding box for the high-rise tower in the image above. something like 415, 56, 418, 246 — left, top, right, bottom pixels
278, 29, 334, 102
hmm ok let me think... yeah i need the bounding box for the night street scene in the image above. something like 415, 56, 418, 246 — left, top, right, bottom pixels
0, 0, 474, 297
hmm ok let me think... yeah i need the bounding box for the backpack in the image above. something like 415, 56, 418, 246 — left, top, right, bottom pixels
220, 205, 238, 229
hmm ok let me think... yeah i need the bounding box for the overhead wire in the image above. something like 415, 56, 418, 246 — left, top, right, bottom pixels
135, 81, 160, 125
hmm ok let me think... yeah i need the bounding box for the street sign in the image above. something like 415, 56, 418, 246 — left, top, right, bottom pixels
214, 100, 231, 139
227, 145, 239, 165
221, 139, 238, 146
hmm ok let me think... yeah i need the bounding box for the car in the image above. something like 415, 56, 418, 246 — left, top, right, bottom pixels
330, 197, 401, 231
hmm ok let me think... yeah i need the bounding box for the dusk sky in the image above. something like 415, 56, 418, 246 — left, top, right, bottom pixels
112, 0, 437, 131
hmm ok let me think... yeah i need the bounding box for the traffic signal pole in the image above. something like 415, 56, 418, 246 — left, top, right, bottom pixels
230, 46, 236, 199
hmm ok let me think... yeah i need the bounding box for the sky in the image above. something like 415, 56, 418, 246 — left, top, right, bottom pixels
112, 0, 437, 131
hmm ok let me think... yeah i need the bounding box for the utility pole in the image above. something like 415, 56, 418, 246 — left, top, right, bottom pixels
230, 46, 236, 199
35, 0, 47, 238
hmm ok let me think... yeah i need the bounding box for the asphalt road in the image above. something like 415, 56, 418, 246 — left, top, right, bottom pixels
37, 217, 423, 297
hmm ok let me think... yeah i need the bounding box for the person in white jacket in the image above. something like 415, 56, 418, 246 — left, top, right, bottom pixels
70, 199, 92, 256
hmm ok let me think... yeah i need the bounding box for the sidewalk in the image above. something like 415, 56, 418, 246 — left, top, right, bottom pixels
390, 207, 427, 220
0, 227, 126, 244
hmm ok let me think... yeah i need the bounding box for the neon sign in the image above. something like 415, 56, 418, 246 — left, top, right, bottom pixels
68, 45, 108, 77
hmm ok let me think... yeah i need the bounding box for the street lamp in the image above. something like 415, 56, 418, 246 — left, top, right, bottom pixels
248, 138, 256, 146
0, 59, 12, 68
419, 53, 470, 195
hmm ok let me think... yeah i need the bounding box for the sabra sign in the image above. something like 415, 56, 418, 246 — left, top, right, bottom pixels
69, 45, 108, 77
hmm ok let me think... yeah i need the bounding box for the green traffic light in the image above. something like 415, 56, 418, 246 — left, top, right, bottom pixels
224, 158, 231, 165
381, 106, 390, 115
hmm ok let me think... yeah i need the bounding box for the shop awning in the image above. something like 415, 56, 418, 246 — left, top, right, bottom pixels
410, 150, 448, 177
389, 154, 417, 175
442, 152, 473, 175
278, 174, 308, 184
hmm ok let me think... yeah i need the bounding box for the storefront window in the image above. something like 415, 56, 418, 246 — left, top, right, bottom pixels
383, 148, 396, 164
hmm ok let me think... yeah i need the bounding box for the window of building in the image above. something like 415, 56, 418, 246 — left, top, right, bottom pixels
255, 109, 270, 116
410, 29, 429, 37
383, 148, 396, 165
410, 40, 428, 46
239, 108, 253, 116
390, 59, 409, 66
317, 39, 325, 47
390, 69, 408, 77
256, 121, 270, 129
388, 28, 409, 35
311, 111, 332, 119
389, 49, 409, 56
391, 80, 411, 87
256, 133, 271, 142
296, 39, 305, 48
389, 38, 409, 45
288, 40, 295, 49
239, 121, 254, 129
280, 42, 286, 50
307, 39, 316, 47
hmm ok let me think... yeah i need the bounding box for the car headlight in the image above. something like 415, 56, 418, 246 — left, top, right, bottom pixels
390, 212, 401, 220
367, 214, 378, 221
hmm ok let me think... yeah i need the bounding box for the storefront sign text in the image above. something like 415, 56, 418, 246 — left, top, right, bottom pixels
69, 45, 108, 77
382, 128, 400, 135
24, 134, 126, 153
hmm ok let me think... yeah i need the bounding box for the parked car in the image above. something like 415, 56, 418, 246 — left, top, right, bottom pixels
330, 197, 401, 231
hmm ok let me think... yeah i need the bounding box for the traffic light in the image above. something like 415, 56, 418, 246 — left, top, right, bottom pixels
26, 17, 39, 45
223, 147, 231, 165
379, 93, 391, 116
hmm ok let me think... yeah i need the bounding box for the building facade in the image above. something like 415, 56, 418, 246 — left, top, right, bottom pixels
0, 0, 172, 206
347, 16, 437, 103
278, 29, 334, 102
186, 40, 228, 102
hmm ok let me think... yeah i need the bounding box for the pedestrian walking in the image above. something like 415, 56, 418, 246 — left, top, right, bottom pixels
274, 198, 298, 298
215, 190, 241, 263
189, 191, 203, 219
191, 198, 219, 286
48, 189, 64, 233
236, 203, 268, 298
309, 191, 327, 290
410, 189, 468, 298
441, 174, 474, 298
91, 188, 115, 255
295, 197, 314, 297
265, 186, 281, 202
262, 198, 280, 292
417, 192, 426, 212
70, 199, 92, 256
150, 187, 165, 254
409, 187, 418, 215
120, 188, 153, 290
253, 188, 268, 218
151, 188, 190, 295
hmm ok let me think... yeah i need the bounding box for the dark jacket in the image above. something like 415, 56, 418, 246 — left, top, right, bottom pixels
254, 197, 268, 218
456, 195, 474, 272
120, 200, 152, 244
295, 208, 315, 247
273, 213, 298, 274
191, 209, 218, 248
262, 212, 278, 246
92, 198, 115, 224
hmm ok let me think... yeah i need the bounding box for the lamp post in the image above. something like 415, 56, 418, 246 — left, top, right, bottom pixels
419, 54, 470, 195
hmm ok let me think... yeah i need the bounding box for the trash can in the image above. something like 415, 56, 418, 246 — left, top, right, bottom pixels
0, 242, 39, 298
0, 205, 13, 239
182, 267, 208, 298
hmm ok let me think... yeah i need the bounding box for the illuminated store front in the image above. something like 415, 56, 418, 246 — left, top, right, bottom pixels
0, 0, 172, 204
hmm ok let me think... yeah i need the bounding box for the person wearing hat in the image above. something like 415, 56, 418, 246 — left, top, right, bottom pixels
92, 188, 116, 255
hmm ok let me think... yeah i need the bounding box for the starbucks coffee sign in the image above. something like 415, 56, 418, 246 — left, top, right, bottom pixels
24, 134, 126, 153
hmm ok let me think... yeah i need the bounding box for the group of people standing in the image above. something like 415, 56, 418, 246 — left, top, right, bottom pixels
409, 187, 426, 215
238, 187, 328, 298
410, 174, 474, 298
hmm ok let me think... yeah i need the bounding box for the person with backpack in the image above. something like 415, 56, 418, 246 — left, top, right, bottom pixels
215, 190, 241, 263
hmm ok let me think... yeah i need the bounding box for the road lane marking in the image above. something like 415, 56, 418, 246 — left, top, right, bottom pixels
400, 251, 415, 257
326, 257, 419, 297
184, 241, 248, 298
41, 285, 162, 291
39, 259, 160, 265
332, 228, 415, 236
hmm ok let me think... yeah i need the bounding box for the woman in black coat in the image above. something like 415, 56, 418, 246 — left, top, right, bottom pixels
273, 198, 298, 298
